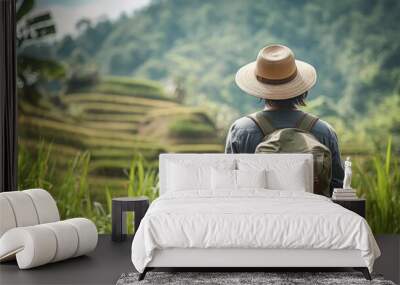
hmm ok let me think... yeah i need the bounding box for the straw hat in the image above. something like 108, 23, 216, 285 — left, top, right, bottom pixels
235, 44, 317, 100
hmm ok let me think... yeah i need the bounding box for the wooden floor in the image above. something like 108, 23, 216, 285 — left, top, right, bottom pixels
0, 235, 398, 285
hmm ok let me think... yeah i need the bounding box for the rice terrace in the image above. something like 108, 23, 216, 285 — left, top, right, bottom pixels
18, 76, 223, 202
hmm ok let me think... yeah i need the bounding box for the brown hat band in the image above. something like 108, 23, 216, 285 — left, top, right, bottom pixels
256, 69, 298, 85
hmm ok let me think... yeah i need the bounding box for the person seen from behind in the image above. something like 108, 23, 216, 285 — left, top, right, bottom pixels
225, 44, 344, 196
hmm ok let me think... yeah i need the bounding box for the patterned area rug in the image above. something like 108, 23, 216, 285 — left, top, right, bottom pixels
116, 271, 395, 285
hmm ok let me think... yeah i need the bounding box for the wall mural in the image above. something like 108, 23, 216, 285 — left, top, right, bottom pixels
17, 0, 400, 234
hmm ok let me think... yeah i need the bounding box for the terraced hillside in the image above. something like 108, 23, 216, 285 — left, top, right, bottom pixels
18, 77, 223, 199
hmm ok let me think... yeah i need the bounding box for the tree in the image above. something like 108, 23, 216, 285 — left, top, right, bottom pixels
17, 0, 65, 104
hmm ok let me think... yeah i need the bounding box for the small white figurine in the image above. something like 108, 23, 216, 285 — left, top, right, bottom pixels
343, 157, 352, 189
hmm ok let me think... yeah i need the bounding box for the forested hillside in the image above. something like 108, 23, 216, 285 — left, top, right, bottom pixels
49, 1, 398, 111
27, 0, 397, 151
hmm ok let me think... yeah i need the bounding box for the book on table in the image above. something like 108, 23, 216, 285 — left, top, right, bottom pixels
332, 188, 357, 199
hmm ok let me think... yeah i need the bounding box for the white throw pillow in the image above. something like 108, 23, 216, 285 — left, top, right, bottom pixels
166, 159, 235, 192
211, 168, 237, 190
237, 159, 308, 191
236, 169, 267, 189
167, 162, 209, 191
211, 168, 268, 191
265, 162, 307, 191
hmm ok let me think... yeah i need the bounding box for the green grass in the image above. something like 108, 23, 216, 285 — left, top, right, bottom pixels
19, 101, 78, 124
18, 141, 54, 191
67, 76, 170, 101
93, 82, 168, 100
18, 142, 159, 234
81, 121, 138, 132
146, 106, 210, 118
61, 93, 178, 108
83, 137, 164, 150
354, 137, 400, 234
169, 118, 216, 138
167, 144, 223, 153
19, 116, 154, 144
103, 76, 165, 93
126, 154, 159, 201
88, 176, 129, 188
68, 101, 150, 115
20, 138, 82, 158
91, 148, 159, 159
89, 159, 132, 172
78, 113, 143, 122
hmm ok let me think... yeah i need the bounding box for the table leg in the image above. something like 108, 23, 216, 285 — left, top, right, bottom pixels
112, 201, 123, 242
122, 211, 127, 236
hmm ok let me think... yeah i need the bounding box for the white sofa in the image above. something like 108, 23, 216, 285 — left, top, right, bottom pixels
0, 189, 98, 269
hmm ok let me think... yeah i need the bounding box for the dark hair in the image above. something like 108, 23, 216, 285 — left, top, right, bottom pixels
264, 91, 308, 108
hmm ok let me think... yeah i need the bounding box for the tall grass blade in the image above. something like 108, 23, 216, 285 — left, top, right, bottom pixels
355, 137, 399, 234
385, 136, 392, 175
127, 158, 136, 197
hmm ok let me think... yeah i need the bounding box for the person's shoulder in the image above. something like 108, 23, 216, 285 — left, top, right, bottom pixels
229, 115, 259, 133
311, 115, 338, 138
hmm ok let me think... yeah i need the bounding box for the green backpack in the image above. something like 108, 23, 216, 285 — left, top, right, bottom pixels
247, 111, 332, 196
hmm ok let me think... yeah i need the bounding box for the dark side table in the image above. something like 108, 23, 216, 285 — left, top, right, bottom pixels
332, 198, 366, 218
112, 196, 149, 242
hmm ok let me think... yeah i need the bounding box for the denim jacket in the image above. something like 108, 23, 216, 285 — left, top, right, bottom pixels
225, 109, 344, 192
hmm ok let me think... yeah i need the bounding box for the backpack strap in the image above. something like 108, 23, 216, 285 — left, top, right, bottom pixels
246, 111, 275, 136
296, 113, 319, 132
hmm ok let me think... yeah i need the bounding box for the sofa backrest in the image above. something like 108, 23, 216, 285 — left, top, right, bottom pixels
159, 153, 313, 195
0, 189, 60, 237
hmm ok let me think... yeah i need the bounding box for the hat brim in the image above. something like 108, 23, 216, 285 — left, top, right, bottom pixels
235, 60, 317, 100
